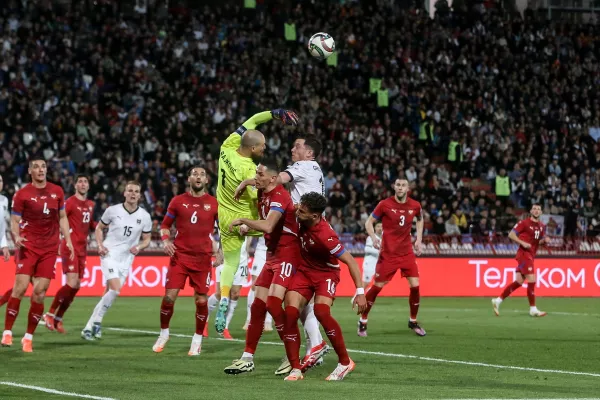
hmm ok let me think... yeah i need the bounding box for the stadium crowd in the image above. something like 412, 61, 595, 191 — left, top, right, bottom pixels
0, 0, 599, 245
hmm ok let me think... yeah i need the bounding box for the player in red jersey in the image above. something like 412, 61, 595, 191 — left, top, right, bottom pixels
152, 166, 219, 356
1, 158, 74, 352
282, 192, 367, 381
223, 158, 300, 375
44, 175, 96, 333
492, 203, 549, 317
358, 178, 426, 337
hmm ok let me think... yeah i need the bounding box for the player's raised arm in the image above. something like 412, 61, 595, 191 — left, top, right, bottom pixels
233, 178, 256, 202
230, 209, 283, 234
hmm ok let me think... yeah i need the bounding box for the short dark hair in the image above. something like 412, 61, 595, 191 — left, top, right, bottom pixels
187, 165, 205, 177
260, 157, 280, 175
300, 192, 328, 214
531, 203, 542, 208
28, 158, 46, 166
298, 135, 322, 158
75, 174, 90, 183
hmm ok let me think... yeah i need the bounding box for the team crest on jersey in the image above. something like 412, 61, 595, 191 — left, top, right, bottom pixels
51, 194, 57, 199
136, 219, 141, 225
204, 204, 211, 211
409, 210, 413, 214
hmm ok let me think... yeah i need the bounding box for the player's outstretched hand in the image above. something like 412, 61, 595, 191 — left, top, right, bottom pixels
521, 242, 532, 249
214, 250, 224, 266
353, 294, 367, 315
229, 219, 244, 232
239, 224, 250, 236
372, 236, 381, 250
98, 245, 109, 257
66, 242, 75, 261
271, 109, 299, 126
544, 236, 551, 245
233, 183, 248, 202
414, 239, 423, 256
1, 247, 9, 262
163, 239, 176, 257
130, 246, 140, 255
14, 235, 27, 248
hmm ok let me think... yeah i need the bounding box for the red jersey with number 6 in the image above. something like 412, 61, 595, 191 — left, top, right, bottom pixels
512, 218, 546, 260
62, 196, 96, 256
11, 182, 65, 254
161, 192, 218, 257
372, 196, 422, 258
298, 218, 346, 275
258, 185, 298, 252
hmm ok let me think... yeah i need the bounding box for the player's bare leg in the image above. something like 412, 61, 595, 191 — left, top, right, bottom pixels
45, 272, 80, 334
153, 288, 178, 353
205, 282, 222, 337
525, 274, 546, 317
406, 277, 425, 336
357, 281, 385, 337
282, 290, 307, 381
82, 278, 122, 340
492, 273, 525, 316
0, 288, 13, 307
223, 285, 241, 340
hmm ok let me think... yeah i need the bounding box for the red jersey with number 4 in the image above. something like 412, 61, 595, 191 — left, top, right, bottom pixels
258, 185, 298, 252
161, 192, 218, 257
298, 218, 346, 274
11, 182, 65, 254
61, 196, 96, 256
372, 196, 422, 258
513, 218, 546, 260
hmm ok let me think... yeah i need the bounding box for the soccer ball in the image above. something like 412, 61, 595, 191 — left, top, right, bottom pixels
308, 32, 335, 60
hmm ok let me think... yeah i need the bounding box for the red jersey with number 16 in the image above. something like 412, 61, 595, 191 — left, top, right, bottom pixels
512, 218, 546, 260
62, 196, 96, 256
11, 182, 65, 254
161, 192, 219, 257
372, 196, 422, 258
258, 185, 298, 252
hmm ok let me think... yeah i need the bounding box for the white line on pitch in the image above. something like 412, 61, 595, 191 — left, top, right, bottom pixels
0, 382, 116, 400
443, 398, 600, 400
107, 327, 600, 378
425, 307, 600, 317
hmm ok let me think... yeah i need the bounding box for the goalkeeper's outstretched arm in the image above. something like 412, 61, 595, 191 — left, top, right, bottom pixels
235, 109, 299, 135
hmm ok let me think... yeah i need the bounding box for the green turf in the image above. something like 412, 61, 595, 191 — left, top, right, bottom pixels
1, 297, 599, 400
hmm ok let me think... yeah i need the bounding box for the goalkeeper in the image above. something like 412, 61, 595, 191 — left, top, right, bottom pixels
215, 108, 299, 334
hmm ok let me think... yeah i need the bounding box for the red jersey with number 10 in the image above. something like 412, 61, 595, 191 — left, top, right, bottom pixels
372, 196, 422, 258
11, 182, 65, 254
62, 196, 96, 256
512, 218, 546, 260
161, 192, 219, 257
258, 185, 298, 252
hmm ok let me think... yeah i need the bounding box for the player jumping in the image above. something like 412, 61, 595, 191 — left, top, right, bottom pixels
153, 166, 219, 355
82, 181, 152, 340
215, 108, 298, 334
243, 237, 274, 333
358, 178, 426, 337
44, 175, 96, 333
282, 192, 367, 381
2, 158, 74, 352
492, 203, 549, 317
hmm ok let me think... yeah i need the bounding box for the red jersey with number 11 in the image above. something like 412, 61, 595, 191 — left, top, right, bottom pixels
512, 218, 546, 260
372, 196, 422, 258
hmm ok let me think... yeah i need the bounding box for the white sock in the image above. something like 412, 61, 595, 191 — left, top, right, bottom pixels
246, 289, 255, 324
241, 351, 253, 360
3, 330, 12, 336
530, 306, 538, 312
207, 294, 219, 315
300, 303, 323, 356
192, 333, 203, 343
85, 299, 104, 331
225, 300, 238, 329
359, 318, 368, 323
160, 328, 169, 337
496, 297, 503, 303
93, 289, 119, 324
23, 333, 33, 341
265, 312, 273, 326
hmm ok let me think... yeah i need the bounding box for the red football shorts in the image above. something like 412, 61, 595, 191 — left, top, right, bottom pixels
15, 247, 58, 280
254, 245, 300, 290
166, 253, 212, 294
287, 267, 340, 301
60, 242, 86, 278
516, 254, 535, 276
374, 253, 419, 283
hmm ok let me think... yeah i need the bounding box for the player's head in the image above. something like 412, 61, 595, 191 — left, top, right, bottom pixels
75, 175, 90, 196
297, 192, 327, 226
530, 203, 543, 220
291, 135, 322, 162
255, 157, 280, 190
241, 130, 266, 164
124, 181, 142, 205
187, 166, 208, 193
374, 221, 383, 236
0, 174, 3, 192
393, 178, 409, 201
28, 158, 47, 183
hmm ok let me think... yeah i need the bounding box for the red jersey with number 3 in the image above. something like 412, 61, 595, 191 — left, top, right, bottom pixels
62, 196, 96, 256
512, 218, 546, 260
372, 196, 422, 258
298, 218, 346, 274
161, 192, 218, 258
258, 185, 297, 252
11, 182, 65, 254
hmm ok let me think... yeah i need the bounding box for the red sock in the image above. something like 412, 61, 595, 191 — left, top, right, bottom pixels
26, 301, 44, 335
49, 284, 71, 315
527, 282, 536, 307
4, 297, 21, 331
266, 296, 285, 342
283, 306, 302, 370
55, 287, 79, 320
195, 301, 208, 335
500, 281, 522, 300
361, 285, 383, 320
0, 288, 13, 307
160, 299, 175, 329
244, 298, 267, 354
314, 303, 350, 365
409, 286, 420, 321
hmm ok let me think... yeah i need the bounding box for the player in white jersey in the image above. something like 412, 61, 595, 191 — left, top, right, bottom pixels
243, 236, 273, 332
81, 181, 152, 340
362, 221, 383, 287
0, 174, 10, 262
207, 236, 251, 339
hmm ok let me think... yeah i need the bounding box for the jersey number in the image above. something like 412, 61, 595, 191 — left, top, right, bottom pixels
191, 211, 198, 224
43, 202, 50, 215
279, 262, 293, 280
123, 226, 133, 237
326, 278, 336, 296
399, 215, 405, 226
83, 212, 90, 223
221, 169, 226, 186
534, 230, 540, 239
239, 265, 248, 278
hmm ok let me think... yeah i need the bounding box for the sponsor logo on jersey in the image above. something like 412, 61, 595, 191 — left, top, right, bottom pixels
183, 204, 189, 208
30, 197, 38, 202
391, 209, 397, 213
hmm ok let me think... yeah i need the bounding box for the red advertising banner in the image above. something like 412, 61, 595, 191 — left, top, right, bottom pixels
0, 256, 599, 297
